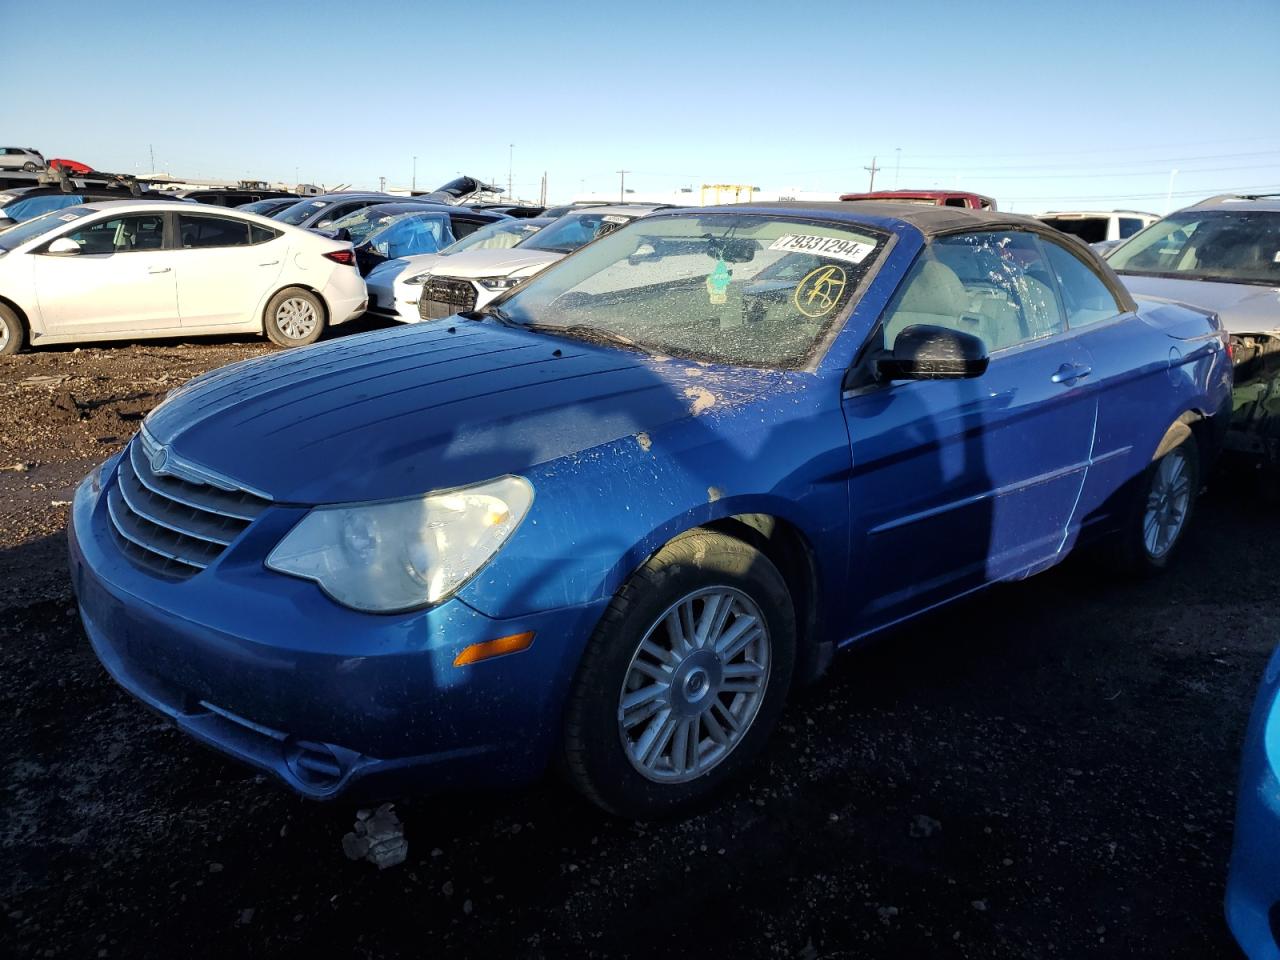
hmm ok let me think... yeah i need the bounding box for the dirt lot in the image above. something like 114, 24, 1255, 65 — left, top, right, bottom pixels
0, 329, 1273, 959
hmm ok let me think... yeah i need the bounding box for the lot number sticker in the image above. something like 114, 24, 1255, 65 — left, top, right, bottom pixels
770, 234, 875, 264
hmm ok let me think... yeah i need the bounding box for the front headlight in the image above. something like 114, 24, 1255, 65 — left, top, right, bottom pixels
475, 275, 523, 292
265, 476, 533, 613
403, 272, 431, 285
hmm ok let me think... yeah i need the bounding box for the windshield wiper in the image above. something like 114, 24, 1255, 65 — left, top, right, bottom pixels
523, 323, 648, 352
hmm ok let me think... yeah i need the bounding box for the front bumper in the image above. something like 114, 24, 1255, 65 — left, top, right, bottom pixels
1227, 654, 1280, 959
68, 463, 606, 800
366, 274, 422, 324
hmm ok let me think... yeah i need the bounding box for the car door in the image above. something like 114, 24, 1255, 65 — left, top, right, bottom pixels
1037, 236, 1157, 538
31, 212, 180, 336
841, 230, 1097, 631
173, 213, 285, 327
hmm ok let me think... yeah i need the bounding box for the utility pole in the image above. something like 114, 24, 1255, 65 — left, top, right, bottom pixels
508, 144, 514, 200
540, 171, 547, 206
894, 147, 901, 189
379, 176, 386, 192
864, 156, 880, 192
149, 143, 155, 173
1165, 168, 1179, 213
412, 156, 417, 192
617, 170, 630, 202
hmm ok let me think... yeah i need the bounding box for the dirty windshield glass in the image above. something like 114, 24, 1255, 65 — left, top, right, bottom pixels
497, 214, 889, 368
1109, 209, 1280, 285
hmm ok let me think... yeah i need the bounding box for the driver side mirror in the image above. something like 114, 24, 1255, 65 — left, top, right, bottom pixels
46, 237, 81, 256
315, 219, 333, 229
877, 324, 988, 381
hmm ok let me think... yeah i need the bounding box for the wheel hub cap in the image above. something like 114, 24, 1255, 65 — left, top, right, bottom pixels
276, 298, 317, 340
618, 587, 771, 784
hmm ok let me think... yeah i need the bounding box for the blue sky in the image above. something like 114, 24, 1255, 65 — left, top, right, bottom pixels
6, 0, 1279, 212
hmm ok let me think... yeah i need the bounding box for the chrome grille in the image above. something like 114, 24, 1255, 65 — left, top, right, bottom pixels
107, 432, 271, 578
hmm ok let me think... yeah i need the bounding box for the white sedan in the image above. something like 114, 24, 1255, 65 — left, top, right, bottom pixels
0, 200, 367, 355
364, 217, 552, 323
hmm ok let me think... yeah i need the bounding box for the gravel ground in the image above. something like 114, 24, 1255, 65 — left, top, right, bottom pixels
0, 329, 1273, 959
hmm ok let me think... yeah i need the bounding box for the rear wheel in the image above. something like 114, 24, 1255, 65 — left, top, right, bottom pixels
0, 303, 25, 356
1108, 437, 1200, 574
264, 287, 326, 347
21, 162, 37, 172
563, 530, 795, 818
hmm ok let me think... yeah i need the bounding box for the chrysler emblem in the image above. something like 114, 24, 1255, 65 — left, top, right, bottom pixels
150, 446, 170, 475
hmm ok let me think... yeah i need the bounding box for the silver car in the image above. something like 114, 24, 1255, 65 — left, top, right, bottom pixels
1107, 192, 1280, 465
0, 147, 45, 172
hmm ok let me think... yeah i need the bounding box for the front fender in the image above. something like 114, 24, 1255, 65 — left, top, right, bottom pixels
457, 385, 852, 621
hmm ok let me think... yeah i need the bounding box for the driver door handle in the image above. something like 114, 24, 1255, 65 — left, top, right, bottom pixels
258, 260, 280, 266
148, 266, 171, 274
1051, 362, 1092, 385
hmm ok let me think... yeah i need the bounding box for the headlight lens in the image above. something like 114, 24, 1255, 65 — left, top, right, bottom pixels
265, 476, 533, 613
404, 272, 431, 285
475, 275, 523, 292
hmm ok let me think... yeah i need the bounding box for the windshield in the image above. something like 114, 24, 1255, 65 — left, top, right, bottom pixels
495, 213, 889, 368
0, 206, 91, 250
274, 198, 329, 225
441, 219, 547, 255
519, 212, 635, 254
330, 207, 418, 244
366, 213, 454, 259
238, 198, 290, 214
1109, 209, 1280, 285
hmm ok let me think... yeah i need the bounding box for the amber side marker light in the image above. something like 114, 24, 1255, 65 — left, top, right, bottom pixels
453, 631, 535, 667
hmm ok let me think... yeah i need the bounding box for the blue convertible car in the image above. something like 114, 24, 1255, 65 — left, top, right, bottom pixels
69, 203, 1232, 816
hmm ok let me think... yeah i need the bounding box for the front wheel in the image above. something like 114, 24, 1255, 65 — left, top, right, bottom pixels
563, 530, 796, 818
0, 303, 25, 356
264, 287, 326, 347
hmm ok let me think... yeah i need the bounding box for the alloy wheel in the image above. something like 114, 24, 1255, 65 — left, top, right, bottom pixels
0, 315, 9, 353
1143, 447, 1192, 559
618, 586, 771, 784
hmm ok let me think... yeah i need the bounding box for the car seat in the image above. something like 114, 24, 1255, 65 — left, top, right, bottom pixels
882, 258, 970, 346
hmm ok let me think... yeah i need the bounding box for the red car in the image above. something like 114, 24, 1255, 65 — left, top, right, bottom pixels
840, 189, 996, 210
47, 158, 93, 175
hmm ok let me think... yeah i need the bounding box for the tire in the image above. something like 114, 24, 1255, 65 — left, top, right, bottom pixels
21, 162, 37, 172
0, 303, 25, 356
563, 529, 796, 818
264, 287, 326, 347
1108, 436, 1201, 575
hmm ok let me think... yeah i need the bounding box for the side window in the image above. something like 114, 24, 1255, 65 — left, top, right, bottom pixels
943, 197, 967, 208
1043, 240, 1123, 329
450, 217, 488, 240
882, 231, 1064, 353
1119, 217, 1144, 239
248, 224, 280, 244
61, 214, 165, 254
179, 215, 250, 248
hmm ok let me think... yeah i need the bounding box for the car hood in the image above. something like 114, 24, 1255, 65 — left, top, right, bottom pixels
427, 247, 563, 279
144, 322, 779, 504
1120, 274, 1280, 335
